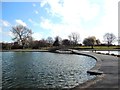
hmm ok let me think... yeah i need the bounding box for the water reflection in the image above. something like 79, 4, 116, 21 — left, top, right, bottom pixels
95, 51, 119, 55
2, 52, 96, 89
81, 50, 119, 55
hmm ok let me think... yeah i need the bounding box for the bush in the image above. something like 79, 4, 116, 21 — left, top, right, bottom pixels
11, 45, 23, 49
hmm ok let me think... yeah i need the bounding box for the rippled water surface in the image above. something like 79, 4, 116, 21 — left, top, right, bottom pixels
2, 52, 96, 89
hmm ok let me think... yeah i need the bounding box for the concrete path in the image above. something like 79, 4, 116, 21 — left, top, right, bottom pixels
72, 50, 119, 90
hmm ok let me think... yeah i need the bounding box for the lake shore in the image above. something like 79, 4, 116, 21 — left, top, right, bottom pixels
1, 49, 119, 90
0, 48, 119, 52
72, 51, 119, 90
1, 49, 119, 57
0, 49, 49, 52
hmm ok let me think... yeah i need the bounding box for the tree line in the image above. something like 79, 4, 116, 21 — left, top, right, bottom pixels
1, 24, 118, 50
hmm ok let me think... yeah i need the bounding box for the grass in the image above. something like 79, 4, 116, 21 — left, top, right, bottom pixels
72, 46, 119, 50
1, 45, 119, 51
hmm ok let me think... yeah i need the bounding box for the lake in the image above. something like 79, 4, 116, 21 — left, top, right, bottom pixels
81, 51, 119, 55
2, 52, 96, 89
95, 51, 119, 55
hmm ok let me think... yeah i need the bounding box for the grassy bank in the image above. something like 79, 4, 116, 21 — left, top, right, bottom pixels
72, 46, 120, 50
1, 46, 120, 51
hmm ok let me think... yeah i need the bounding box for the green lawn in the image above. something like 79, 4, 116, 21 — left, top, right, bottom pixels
72, 46, 120, 50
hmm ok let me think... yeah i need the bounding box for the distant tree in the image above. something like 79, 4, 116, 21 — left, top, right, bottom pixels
11, 24, 33, 48
31, 39, 48, 49
83, 38, 89, 46
2, 43, 12, 50
53, 36, 60, 46
68, 35, 72, 42
11, 42, 23, 49
46, 36, 53, 45
39, 39, 48, 47
103, 33, 116, 47
0, 43, 2, 49
68, 32, 80, 45
83, 36, 97, 48
32, 40, 39, 49
26, 36, 34, 48
96, 39, 101, 45
62, 39, 70, 46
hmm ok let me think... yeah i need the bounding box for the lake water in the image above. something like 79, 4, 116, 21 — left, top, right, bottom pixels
81, 51, 119, 55
95, 51, 119, 55
2, 52, 96, 89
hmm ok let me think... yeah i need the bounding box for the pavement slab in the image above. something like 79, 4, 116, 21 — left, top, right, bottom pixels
72, 51, 119, 90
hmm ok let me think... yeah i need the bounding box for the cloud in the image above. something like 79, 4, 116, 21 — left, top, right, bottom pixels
39, 0, 118, 43
8, 31, 14, 38
40, 17, 83, 39
32, 3, 36, 7
0, 27, 2, 33
15, 19, 27, 26
28, 18, 39, 26
32, 32, 42, 40
1, 30, 14, 41
28, 18, 33, 23
40, 0, 101, 34
91, 0, 118, 40
0, 19, 11, 27
40, 18, 53, 30
40, 0, 101, 40
40, 0, 48, 7
40, 0, 100, 22
34, 10, 39, 14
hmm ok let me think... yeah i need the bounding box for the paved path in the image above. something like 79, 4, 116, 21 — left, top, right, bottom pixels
72, 51, 119, 90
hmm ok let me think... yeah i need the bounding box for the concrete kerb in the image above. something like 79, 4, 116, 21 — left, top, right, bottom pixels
71, 50, 102, 70
71, 50, 106, 89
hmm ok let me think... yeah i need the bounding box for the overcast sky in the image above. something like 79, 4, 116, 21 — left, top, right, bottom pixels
0, 0, 119, 44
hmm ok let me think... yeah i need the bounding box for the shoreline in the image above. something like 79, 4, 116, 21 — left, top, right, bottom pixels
72, 51, 119, 89
71, 51, 104, 89
0, 49, 49, 52
1, 49, 119, 89
1, 49, 119, 58
0, 48, 119, 52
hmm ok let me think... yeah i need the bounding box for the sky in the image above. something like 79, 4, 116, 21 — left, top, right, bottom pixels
0, 0, 119, 44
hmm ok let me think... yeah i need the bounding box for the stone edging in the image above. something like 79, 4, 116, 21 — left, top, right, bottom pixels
71, 50, 105, 89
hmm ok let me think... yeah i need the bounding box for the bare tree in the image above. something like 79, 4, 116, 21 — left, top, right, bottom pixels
96, 39, 101, 45
46, 36, 53, 44
103, 33, 116, 46
83, 36, 98, 48
26, 36, 34, 48
68, 32, 80, 45
62, 39, 70, 46
11, 24, 33, 48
